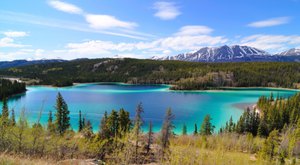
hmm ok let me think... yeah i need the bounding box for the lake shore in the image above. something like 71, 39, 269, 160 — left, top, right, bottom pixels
27, 82, 300, 92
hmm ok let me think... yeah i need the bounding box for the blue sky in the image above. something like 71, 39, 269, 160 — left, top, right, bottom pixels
1, 0, 300, 61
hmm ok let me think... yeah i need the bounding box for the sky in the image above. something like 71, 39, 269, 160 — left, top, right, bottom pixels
1, 0, 300, 61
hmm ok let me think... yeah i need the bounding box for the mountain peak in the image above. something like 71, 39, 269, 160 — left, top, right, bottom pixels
277, 48, 300, 56
153, 45, 270, 62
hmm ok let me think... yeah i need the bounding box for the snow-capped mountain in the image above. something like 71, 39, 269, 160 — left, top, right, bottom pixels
277, 48, 300, 56
152, 45, 300, 62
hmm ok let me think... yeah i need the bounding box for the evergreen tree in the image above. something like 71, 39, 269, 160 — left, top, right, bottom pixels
146, 121, 153, 154
11, 108, 16, 126
118, 108, 131, 134
160, 108, 175, 159
228, 116, 234, 132
258, 116, 269, 137
182, 123, 187, 135
132, 103, 144, 163
82, 120, 93, 139
261, 130, 280, 160
219, 127, 223, 134
1, 97, 9, 125
78, 110, 83, 132
107, 110, 119, 137
99, 111, 110, 139
82, 116, 86, 129
193, 123, 198, 135
200, 115, 215, 135
54, 92, 70, 135
47, 110, 53, 131
236, 114, 245, 134
245, 108, 251, 133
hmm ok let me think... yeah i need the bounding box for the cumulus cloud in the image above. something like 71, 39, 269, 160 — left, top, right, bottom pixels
48, 0, 139, 31
60, 25, 227, 58
175, 25, 213, 36
0, 31, 30, 48
248, 17, 290, 28
154, 1, 181, 20
0, 37, 29, 48
0, 49, 43, 61
3, 31, 28, 37
85, 14, 137, 30
240, 34, 300, 51
48, 0, 83, 14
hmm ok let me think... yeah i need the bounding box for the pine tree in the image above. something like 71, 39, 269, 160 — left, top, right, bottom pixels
118, 108, 131, 134
146, 121, 153, 154
11, 108, 16, 126
107, 110, 119, 137
82, 116, 86, 129
79, 110, 83, 132
99, 111, 109, 139
193, 123, 198, 135
261, 129, 280, 160
245, 108, 251, 133
1, 97, 9, 125
48, 111, 53, 128
82, 120, 93, 139
160, 108, 175, 159
228, 116, 234, 132
270, 92, 274, 102
54, 92, 70, 135
47, 111, 55, 132
236, 114, 245, 134
258, 116, 268, 137
182, 123, 187, 135
200, 114, 215, 135
219, 127, 223, 134
132, 102, 144, 163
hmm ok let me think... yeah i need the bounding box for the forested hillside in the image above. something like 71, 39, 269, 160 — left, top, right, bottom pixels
0, 58, 300, 89
0, 79, 26, 99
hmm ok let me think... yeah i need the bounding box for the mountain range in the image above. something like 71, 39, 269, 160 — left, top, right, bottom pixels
0, 59, 66, 69
1, 46, 300, 69
152, 45, 300, 62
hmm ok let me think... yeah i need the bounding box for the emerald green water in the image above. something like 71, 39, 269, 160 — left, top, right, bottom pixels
2, 83, 299, 134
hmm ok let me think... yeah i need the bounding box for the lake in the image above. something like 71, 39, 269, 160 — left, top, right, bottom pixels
2, 83, 299, 134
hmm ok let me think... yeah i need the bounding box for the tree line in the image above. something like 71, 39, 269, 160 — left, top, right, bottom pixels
0, 79, 26, 99
1, 58, 300, 89
219, 93, 300, 162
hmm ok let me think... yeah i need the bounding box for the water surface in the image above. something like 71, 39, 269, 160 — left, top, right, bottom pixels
2, 83, 298, 134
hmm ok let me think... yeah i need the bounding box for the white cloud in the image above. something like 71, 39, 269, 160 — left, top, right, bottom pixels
3, 31, 28, 37
175, 25, 213, 36
85, 14, 137, 30
48, 0, 83, 14
34, 49, 45, 57
248, 17, 290, 28
0, 37, 29, 48
61, 26, 227, 58
154, 1, 181, 20
240, 34, 300, 52
46, 1, 143, 37
0, 11, 150, 40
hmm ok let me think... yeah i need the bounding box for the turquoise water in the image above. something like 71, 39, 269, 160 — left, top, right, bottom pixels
1, 83, 299, 134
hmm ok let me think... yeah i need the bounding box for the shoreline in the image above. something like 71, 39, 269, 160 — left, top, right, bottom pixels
27, 82, 300, 92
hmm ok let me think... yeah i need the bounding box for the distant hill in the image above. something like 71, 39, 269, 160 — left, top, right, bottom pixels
0, 59, 66, 69
1, 58, 300, 89
152, 45, 300, 62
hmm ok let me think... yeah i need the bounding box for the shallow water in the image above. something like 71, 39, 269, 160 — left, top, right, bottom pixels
2, 83, 298, 134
